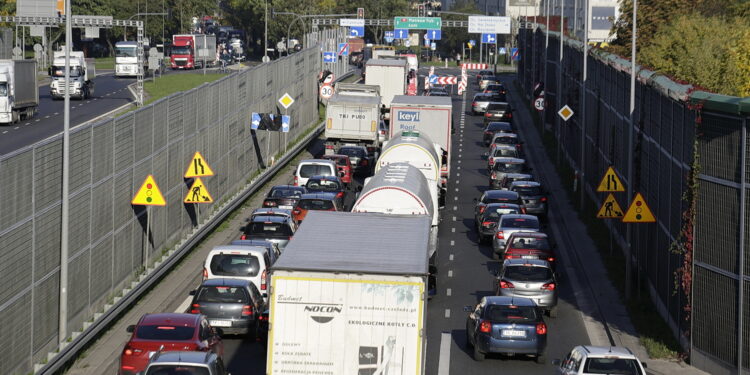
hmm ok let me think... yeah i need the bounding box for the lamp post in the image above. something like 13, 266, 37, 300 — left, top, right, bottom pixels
264, 0, 268, 62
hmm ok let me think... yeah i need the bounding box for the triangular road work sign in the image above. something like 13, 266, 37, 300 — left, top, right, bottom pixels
184, 178, 214, 204
596, 193, 624, 219
596, 166, 625, 192
622, 193, 656, 223
132, 175, 166, 206
184, 151, 215, 178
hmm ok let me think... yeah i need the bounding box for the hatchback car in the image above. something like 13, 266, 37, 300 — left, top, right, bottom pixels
239, 215, 296, 251
321, 154, 353, 186
250, 208, 294, 224
484, 83, 508, 96
143, 351, 229, 375
338, 145, 374, 175
554, 345, 647, 375
119, 313, 224, 375
492, 214, 542, 257
495, 259, 559, 317
479, 75, 500, 91
292, 192, 341, 223
489, 132, 523, 152
465, 296, 547, 363
497, 173, 535, 190
510, 181, 548, 219
477, 203, 523, 243
483, 102, 513, 124
294, 159, 337, 187
189, 278, 267, 337
262, 185, 306, 209
230, 239, 282, 259
304, 175, 347, 208
202, 245, 273, 300
487, 146, 521, 172
504, 232, 556, 268
471, 93, 498, 115
474, 190, 525, 224
483, 122, 514, 145
476, 69, 494, 83
490, 158, 530, 189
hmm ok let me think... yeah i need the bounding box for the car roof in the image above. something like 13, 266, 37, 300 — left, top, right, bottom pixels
299, 159, 336, 165
270, 185, 305, 191
485, 202, 521, 209
487, 121, 512, 127
339, 145, 367, 150
491, 144, 517, 150
500, 214, 539, 221
579, 345, 639, 358
487, 101, 509, 106
484, 295, 537, 307
307, 175, 341, 181
230, 239, 274, 248
485, 190, 520, 198
148, 351, 215, 365
140, 313, 199, 326
322, 154, 349, 160
299, 192, 338, 199
508, 231, 548, 239
511, 181, 541, 188
493, 131, 518, 137
473, 92, 494, 98
201, 278, 251, 287
492, 157, 526, 164
503, 258, 552, 268
210, 244, 268, 254
252, 208, 292, 216
249, 215, 289, 223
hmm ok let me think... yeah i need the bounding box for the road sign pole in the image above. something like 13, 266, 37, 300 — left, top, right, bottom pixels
144, 206, 151, 269
266, 129, 271, 167
543, 0, 550, 136
625, 0, 638, 301
284, 108, 288, 153
59, 0, 73, 346
579, 0, 589, 211
479, 42, 483, 64
556, 0, 565, 165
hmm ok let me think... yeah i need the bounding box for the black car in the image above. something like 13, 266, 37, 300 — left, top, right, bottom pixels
483, 122, 514, 145
262, 185, 307, 209
510, 181, 548, 219
189, 278, 267, 337
474, 190, 525, 224
304, 175, 347, 208
490, 158, 531, 189
338, 145, 374, 175
484, 102, 513, 124
484, 83, 508, 96
477, 203, 524, 243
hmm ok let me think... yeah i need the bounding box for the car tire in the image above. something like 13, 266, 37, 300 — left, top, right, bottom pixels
473, 345, 485, 361
492, 251, 500, 260
536, 353, 546, 364
549, 306, 558, 318
465, 330, 473, 348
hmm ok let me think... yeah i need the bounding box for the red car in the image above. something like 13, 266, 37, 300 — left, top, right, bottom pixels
322, 154, 353, 185
119, 313, 224, 375
503, 232, 557, 269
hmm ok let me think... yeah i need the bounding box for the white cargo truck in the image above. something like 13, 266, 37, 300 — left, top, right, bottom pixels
267, 211, 432, 375
389, 96, 453, 186
0, 59, 39, 124
324, 83, 381, 153
364, 59, 408, 108
49, 51, 95, 100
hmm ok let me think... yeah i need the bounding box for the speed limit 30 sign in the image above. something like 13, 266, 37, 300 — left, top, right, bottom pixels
534, 96, 545, 111
320, 84, 334, 99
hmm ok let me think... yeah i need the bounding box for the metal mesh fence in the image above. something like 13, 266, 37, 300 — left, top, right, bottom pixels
0, 46, 329, 374
0, 28, 11, 59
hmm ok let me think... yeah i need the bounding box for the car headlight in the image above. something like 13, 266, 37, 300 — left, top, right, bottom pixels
74, 82, 82, 88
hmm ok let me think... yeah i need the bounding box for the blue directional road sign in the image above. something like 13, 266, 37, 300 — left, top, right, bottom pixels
323, 52, 337, 63
499, 47, 507, 54
281, 115, 290, 133
394, 29, 409, 39
511, 48, 520, 61
481, 33, 497, 44
426, 29, 441, 40
338, 42, 349, 56
429, 74, 438, 84
349, 26, 365, 37
430, 42, 437, 51
469, 39, 476, 47
384, 30, 395, 43
251, 113, 261, 130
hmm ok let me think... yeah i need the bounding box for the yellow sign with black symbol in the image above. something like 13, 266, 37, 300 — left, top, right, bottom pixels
596, 193, 624, 219
596, 166, 625, 192
622, 193, 656, 223
184, 178, 214, 204
184, 152, 215, 178
131, 175, 166, 206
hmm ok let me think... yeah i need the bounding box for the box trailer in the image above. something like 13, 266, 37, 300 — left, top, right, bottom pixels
0, 59, 38, 124
267, 211, 431, 375
324, 83, 381, 153
364, 59, 408, 108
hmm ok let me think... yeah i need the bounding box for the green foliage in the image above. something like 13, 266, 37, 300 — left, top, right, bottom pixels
729, 29, 750, 97
436, 0, 481, 57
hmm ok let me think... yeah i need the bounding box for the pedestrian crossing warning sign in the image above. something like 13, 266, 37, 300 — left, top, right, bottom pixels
596, 166, 625, 192
132, 175, 166, 206
184, 178, 214, 204
596, 194, 624, 219
622, 193, 656, 223
184, 152, 215, 178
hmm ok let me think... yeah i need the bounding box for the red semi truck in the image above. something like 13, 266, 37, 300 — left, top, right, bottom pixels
170, 34, 216, 69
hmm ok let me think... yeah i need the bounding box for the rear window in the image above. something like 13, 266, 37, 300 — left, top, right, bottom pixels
487, 103, 508, 111
510, 237, 550, 250
501, 217, 539, 229
246, 222, 293, 237
485, 305, 537, 322
487, 123, 512, 132
504, 266, 553, 281
513, 186, 542, 196
196, 285, 249, 304
135, 325, 195, 341
306, 179, 342, 191
298, 199, 334, 210
493, 136, 517, 144
299, 164, 333, 178
583, 358, 644, 375
493, 148, 517, 158
339, 147, 366, 157
146, 366, 210, 375
210, 253, 260, 277
270, 187, 303, 198
493, 163, 524, 173
484, 207, 520, 220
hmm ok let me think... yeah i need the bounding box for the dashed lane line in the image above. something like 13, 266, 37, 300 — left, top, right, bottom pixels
447, 288, 452, 296
437, 332, 452, 375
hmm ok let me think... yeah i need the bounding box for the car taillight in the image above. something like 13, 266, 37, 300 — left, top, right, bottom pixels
293, 209, 301, 215
496, 231, 504, 239
190, 303, 201, 314
242, 305, 254, 317
479, 206, 486, 214
479, 320, 492, 333
547, 257, 555, 262
489, 158, 495, 165
123, 345, 143, 356
505, 254, 516, 259
472, 102, 477, 107
485, 112, 492, 117
521, 207, 527, 214
542, 282, 556, 291
541, 197, 548, 202
482, 221, 494, 227
259, 314, 266, 321
536, 322, 547, 335
507, 113, 512, 118
202, 268, 208, 280
261, 270, 267, 290
500, 280, 514, 289
491, 172, 497, 179
264, 201, 277, 207
240, 234, 247, 240
293, 176, 298, 186
336, 191, 344, 199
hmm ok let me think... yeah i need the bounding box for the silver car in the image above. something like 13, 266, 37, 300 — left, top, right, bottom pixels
495, 259, 559, 317
510, 181, 548, 218
492, 214, 541, 256
489, 157, 529, 189
144, 351, 229, 375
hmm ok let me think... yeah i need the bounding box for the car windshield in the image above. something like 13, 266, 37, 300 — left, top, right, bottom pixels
0, 83, 7, 96
51, 66, 82, 77
493, 136, 517, 144
510, 237, 551, 250
487, 103, 508, 111
485, 304, 537, 322
338, 147, 366, 157
513, 186, 543, 196
487, 123, 512, 132
487, 196, 517, 204
209, 254, 260, 277
299, 164, 333, 178
246, 222, 293, 237
270, 187, 303, 198
171, 46, 192, 55
484, 207, 520, 220
135, 325, 195, 340
493, 163, 524, 173
196, 285, 249, 304
504, 266, 553, 281
583, 358, 644, 375
501, 217, 539, 229
493, 148, 517, 157
306, 179, 341, 191
297, 199, 334, 210
482, 76, 497, 81
486, 85, 505, 91
115, 47, 137, 57
146, 366, 210, 375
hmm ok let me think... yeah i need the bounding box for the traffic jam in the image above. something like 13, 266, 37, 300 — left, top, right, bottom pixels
116, 55, 648, 375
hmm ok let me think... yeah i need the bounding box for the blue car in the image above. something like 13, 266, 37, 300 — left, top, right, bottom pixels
465, 296, 547, 363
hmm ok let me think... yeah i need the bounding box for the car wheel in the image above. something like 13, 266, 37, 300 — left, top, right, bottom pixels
473, 345, 485, 361
536, 353, 546, 364
548, 306, 558, 318
465, 329, 473, 348
492, 251, 500, 260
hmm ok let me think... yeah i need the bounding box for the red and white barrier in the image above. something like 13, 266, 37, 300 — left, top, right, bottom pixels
460, 63, 488, 70
433, 76, 458, 85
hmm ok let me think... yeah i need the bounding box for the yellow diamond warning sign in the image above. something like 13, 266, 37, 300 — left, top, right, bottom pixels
558, 105, 574, 121
278, 93, 295, 109
184, 151, 215, 178
622, 193, 656, 223
596, 166, 625, 192
132, 175, 166, 206
184, 178, 214, 204
596, 193, 624, 219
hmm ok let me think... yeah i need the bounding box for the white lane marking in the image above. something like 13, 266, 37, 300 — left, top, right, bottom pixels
459, 154, 462, 158
35, 119, 40, 122
2, 131, 7, 134
459, 148, 463, 152
451, 227, 456, 233
44, 115, 50, 119
457, 173, 460, 177
452, 216, 457, 221
437, 332, 452, 375
454, 196, 458, 201
175, 296, 192, 313
458, 160, 462, 163
453, 206, 457, 211
447, 288, 452, 296
54, 112, 59, 115
449, 254, 454, 261
86, 100, 91, 103
455, 188, 459, 192
450, 240, 455, 246
93, 98, 98, 101
448, 270, 453, 277
444, 309, 451, 318
25, 122, 30, 125
14, 126, 19, 130
457, 166, 461, 170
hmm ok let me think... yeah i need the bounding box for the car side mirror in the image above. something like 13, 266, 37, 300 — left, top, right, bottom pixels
357, 185, 363, 192
189, 289, 196, 295
642, 363, 647, 368
126, 325, 135, 333
551, 359, 561, 366
239, 226, 245, 231
463, 305, 473, 312
473, 198, 478, 203
262, 293, 268, 298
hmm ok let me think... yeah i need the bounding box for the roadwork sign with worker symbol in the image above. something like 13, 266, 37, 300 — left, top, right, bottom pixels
185, 152, 215, 178
596, 193, 624, 219
184, 177, 214, 204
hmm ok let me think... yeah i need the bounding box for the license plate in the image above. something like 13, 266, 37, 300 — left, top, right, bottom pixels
502, 329, 526, 337
210, 320, 232, 327
279, 205, 293, 209
521, 255, 537, 259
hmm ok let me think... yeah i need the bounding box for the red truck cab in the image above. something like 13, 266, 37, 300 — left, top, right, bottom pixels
171, 35, 196, 69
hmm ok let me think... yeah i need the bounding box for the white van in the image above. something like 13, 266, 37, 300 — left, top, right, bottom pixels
203, 245, 272, 301
294, 159, 337, 187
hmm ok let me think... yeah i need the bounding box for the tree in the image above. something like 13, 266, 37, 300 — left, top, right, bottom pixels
437, 1, 481, 59
728, 28, 750, 97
